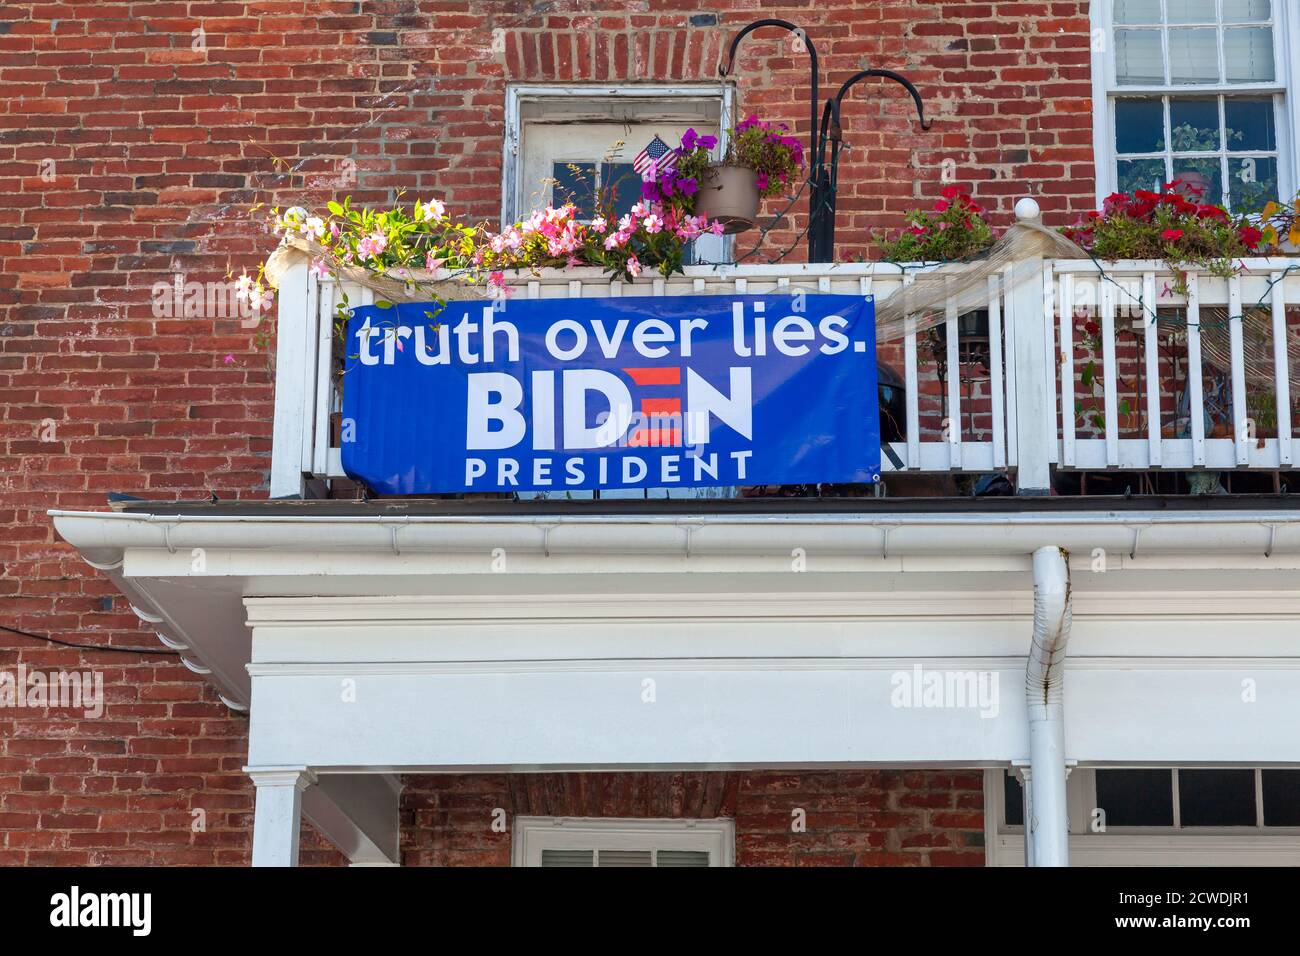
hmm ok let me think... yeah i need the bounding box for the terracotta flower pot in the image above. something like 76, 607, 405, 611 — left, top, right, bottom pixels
693, 164, 760, 234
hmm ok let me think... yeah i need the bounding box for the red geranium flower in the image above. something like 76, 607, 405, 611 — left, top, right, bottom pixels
941, 184, 961, 201
1162, 228, 1185, 241
1238, 226, 1263, 249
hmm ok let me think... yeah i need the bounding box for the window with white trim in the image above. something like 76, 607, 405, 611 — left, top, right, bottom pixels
511, 816, 735, 867
502, 84, 732, 263
986, 767, 1300, 865
1093, 0, 1297, 211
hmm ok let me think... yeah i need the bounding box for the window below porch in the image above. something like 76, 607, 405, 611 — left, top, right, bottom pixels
988, 766, 1300, 865
511, 816, 735, 867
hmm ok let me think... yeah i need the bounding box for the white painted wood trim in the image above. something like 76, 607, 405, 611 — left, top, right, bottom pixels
269, 257, 310, 498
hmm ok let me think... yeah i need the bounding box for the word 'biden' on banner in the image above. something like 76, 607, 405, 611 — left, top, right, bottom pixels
341, 293, 879, 495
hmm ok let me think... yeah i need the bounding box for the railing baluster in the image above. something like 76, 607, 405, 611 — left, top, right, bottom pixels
1186, 272, 1206, 467
1271, 271, 1292, 467
318, 283, 359, 477
300, 272, 321, 475
988, 274, 1006, 470
1002, 267, 1018, 465
1101, 278, 1119, 467
1059, 271, 1075, 467
945, 298, 962, 468
903, 272, 920, 470
1043, 265, 1058, 464
1143, 271, 1161, 467
1229, 275, 1248, 465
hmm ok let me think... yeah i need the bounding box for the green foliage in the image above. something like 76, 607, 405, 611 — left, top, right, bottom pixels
874, 186, 996, 262
1062, 183, 1262, 283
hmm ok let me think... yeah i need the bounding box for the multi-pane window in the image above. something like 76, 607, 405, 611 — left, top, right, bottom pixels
503, 85, 730, 263
511, 816, 734, 867
1104, 0, 1285, 210
1002, 767, 1300, 829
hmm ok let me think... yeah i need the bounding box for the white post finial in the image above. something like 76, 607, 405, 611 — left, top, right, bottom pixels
1014, 197, 1042, 222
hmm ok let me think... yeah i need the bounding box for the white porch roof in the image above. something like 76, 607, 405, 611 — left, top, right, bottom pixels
51, 503, 1300, 864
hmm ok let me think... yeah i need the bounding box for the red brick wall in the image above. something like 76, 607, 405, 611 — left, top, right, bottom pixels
0, 1, 1091, 864
400, 770, 985, 867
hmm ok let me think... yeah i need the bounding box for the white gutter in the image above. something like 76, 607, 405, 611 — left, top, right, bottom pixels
1025, 546, 1072, 867
48, 509, 1300, 562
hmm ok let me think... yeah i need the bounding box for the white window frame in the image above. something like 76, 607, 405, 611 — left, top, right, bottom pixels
1090, 0, 1300, 208
984, 768, 1300, 866
511, 815, 735, 867
501, 83, 735, 261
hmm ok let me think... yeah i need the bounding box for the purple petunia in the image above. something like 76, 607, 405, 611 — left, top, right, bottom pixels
677, 177, 698, 196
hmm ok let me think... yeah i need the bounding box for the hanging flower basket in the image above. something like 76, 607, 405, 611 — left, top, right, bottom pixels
692, 164, 760, 235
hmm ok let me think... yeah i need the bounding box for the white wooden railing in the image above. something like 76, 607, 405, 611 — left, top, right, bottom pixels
269, 234, 1300, 498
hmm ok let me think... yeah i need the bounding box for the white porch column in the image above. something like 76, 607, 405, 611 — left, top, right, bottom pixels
247, 766, 316, 867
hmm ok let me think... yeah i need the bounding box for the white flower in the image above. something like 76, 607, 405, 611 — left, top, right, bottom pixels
421, 199, 446, 221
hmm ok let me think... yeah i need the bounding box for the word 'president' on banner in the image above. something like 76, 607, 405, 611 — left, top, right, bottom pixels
340, 293, 880, 495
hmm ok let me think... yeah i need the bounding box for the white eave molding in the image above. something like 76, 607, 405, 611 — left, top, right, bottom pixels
49, 508, 1300, 560
50, 506, 1300, 715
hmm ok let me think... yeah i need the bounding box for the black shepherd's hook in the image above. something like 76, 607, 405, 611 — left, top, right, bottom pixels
809, 69, 932, 262
718, 19, 819, 148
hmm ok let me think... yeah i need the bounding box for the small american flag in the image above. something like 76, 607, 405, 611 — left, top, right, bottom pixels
633, 135, 677, 180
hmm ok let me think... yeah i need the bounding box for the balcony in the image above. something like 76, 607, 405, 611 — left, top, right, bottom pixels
269, 205, 1300, 502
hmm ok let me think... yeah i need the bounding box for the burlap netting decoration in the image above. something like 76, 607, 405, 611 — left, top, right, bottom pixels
265, 226, 1299, 390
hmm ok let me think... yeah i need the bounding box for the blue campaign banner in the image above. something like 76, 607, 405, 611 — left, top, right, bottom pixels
340, 293, 878, 495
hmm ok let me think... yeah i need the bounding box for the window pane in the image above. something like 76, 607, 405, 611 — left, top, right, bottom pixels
1179, 769, 1257, 826
1262, 770, 1300, 826
1115, 30, 1165, 85
1224, 28, 1275, 82
1114, 0, 1162, 24
1172, 156, 1223, 204
1170, 97, 1220, 151
1225, 97, 1276, 150
1229, 155, 1277, 212
600, 162, 641, 219
1004, 772, 1024, 826
541, 848, 594, 866
1224, 0, 1271, 23
1167, 0, 1216, 23
1118, 157, 1168, 194
1095, 769, 1174, 826
1116, 98, 1166, 152
1169, 28, 1220, 84
657, 850, 709, 867
551, 162, 596, 219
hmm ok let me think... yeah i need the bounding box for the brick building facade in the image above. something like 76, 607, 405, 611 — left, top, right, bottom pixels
7, 1, 1096, 866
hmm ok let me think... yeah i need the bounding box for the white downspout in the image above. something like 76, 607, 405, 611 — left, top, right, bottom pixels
1025, 545, 1072, 866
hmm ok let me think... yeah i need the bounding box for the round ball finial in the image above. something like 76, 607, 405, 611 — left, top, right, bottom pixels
1014, 197, 1041, 222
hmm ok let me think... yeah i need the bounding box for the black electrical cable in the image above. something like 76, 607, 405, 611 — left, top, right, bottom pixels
0, 623, 179, 656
